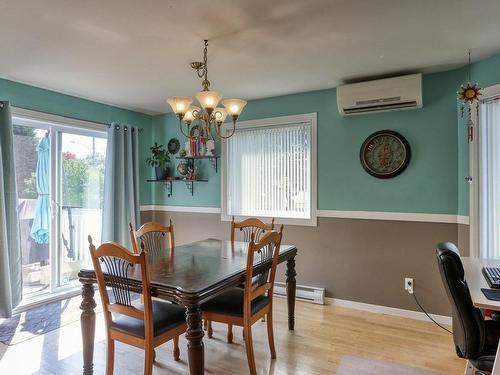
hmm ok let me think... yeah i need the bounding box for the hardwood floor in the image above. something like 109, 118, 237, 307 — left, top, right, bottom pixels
0, 298, 464, 374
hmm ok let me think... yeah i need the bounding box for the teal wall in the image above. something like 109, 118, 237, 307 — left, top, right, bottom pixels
148, 69, 463, 214
457, 53, 500, 215
4, 50, 499, 215
0, 78, 154, 204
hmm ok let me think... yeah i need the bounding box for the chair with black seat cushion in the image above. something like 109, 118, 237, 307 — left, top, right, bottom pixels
436, 242, 500, 375
202, 226, 283, 375
203, 217, 276, 335
88, 237, 186, 375
214, 217, 275, 334
129, 220, 174, 255
231, 216, 275, 242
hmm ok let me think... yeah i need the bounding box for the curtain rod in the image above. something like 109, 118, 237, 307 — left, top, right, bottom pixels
11, 105, 143, 132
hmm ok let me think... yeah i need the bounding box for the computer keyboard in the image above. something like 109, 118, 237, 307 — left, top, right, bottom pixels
482, 267, 500, 289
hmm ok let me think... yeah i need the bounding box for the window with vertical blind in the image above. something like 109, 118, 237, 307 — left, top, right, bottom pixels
222, 113, 317, 226
478, 91, 500, 259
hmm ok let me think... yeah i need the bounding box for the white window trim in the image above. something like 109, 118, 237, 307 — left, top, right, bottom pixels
469, 83, 500, 258
221, 113, 318, 227
11, 106, 108, 137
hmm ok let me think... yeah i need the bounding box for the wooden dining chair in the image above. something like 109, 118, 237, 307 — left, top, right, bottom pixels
129, 220, 175, 255
204, 217, 275, 335
201, 226, 284, 375
231, 216, 275, 242
88, 236, 186, 375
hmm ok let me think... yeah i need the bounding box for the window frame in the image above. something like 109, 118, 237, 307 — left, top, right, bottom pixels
221, 112, 317, 227
470, 83, 500, 258
11, 106, 108, 296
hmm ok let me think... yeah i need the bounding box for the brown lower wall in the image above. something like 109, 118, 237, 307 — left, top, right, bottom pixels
141, 210, 469, 316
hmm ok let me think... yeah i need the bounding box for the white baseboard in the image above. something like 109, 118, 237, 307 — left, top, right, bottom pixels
326, 297, 452, 326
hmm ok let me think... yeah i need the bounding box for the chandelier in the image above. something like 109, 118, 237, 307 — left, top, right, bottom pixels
166, 40, 247, 141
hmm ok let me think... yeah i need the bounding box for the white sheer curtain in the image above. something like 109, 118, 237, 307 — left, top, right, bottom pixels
226, 122, 311, 219
479, 98, 500, 259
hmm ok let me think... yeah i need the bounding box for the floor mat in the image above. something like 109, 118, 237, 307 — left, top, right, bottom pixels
0, 297, 87, 345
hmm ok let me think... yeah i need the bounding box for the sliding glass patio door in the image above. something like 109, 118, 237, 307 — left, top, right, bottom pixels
12, 114, 107, 302
56, 131, 107, 287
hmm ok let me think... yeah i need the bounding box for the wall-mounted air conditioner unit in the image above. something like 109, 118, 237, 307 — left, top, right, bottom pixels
337, 73, 422, 116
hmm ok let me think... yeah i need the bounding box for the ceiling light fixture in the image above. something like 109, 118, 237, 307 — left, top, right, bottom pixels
167, 40, 247, 141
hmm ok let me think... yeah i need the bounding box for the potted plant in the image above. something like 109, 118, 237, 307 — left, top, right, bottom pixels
146, 142, 171, 180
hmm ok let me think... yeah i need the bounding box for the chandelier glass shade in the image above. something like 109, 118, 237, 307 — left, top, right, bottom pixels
167, 40, 247, 141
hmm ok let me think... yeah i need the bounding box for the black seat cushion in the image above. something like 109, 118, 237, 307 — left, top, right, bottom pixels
110, 300, 186, 339
201, 287, 269, 317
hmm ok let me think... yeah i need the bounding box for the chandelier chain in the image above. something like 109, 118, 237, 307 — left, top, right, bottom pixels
468, 49, 471, 83
203, 40, 208, 82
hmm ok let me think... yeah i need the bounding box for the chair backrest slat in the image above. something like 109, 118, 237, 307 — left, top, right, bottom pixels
244, 226, 283, 306
88, 237, 154, 337
130, 220, 175, 255
231, 217, 275, 242
101, 255, 134, 306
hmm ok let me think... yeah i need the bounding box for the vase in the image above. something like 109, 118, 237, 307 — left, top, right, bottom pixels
154, 167, 168, 180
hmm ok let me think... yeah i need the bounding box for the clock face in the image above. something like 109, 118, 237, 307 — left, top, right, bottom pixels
360, 130, 411, 179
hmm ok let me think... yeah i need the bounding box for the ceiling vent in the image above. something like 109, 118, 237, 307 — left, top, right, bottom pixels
337, 73, 422, 116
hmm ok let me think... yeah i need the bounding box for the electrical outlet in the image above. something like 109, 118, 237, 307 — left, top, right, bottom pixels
405, 277, 414, 294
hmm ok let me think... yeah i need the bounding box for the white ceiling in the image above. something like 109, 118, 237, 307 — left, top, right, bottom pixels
2, 0, 500, 115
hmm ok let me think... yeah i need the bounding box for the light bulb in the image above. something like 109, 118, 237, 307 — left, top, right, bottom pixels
183, 105, 200, 124
166, 96, 193, 119
222, 99, 247, 119
195, 90, 222, 114
213, 108, 228, 124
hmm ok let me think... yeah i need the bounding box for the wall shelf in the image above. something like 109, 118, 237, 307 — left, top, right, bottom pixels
176, 156, 219, 173
147, 178, 208, 197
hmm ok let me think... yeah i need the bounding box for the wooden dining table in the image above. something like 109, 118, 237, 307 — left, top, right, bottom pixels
78, 238, 298, 375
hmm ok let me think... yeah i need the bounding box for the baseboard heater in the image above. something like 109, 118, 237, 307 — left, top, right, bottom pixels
273, 282, 325, 305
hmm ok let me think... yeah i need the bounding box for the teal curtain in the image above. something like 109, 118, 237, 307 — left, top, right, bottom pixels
0, 101, 22, 318
102, 124, 140, 250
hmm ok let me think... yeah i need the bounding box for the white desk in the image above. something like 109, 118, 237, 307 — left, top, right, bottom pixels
461, 257, 500, 374
462, 257, 500, 310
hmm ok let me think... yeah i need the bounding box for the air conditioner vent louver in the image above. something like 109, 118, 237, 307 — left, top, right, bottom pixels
344, 101, 418, 114
337, 74, 422, 116
356, 96, 401, 106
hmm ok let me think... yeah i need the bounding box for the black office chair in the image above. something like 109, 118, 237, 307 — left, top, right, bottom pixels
436, 242, 500, 374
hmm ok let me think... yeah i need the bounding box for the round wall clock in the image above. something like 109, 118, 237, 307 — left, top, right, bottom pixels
360, 130, 411, 179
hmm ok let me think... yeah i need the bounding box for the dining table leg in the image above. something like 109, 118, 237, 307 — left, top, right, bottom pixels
186, 305, 205, 375
286, 256, 297, 330
80, 280, 97, 375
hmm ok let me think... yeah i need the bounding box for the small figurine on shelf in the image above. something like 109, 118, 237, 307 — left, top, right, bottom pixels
184, 140, 192, 157
199, 139, 206, 156
205, 139, 215, 157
